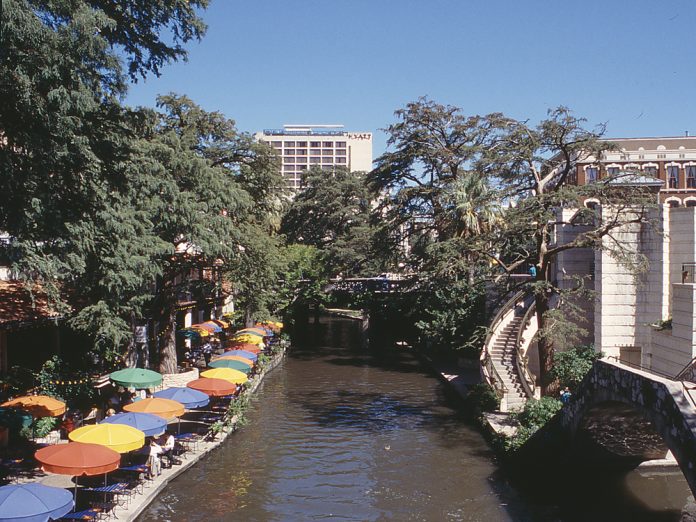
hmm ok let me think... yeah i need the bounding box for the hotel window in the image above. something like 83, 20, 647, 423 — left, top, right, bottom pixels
310, 148, 321, 155
606, 167, 620, 176
668, 165, 680, 188
335, 148, 347, 156
284, 141, 295, 147
295, 157, 307, 164
296, 149, 307, 155
283, 165, 295, 172
322, 141, 333, 147
285, 149, 295, 155
310, 157, 321, 164
321, 157, 333, 164
283, 156, 294, 164
296, 141, 307, 147
643, 166, 657, 177
687, 166, 696, 188
310, 141, 321, 147
336, 157, 347, 164
586, 167, 598, 183
297, 165, 307, 171
322, 149, 333, 156
336, 141, 346, 147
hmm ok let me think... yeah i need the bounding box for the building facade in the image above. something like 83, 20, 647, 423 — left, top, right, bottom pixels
255, 125, 373, 192
555, 136, 696, 376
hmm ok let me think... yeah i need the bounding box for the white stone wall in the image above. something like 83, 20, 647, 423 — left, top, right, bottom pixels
649, 284, 696, 376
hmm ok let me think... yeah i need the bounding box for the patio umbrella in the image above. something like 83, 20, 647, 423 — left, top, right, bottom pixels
0, 482, 73, 522
200, 321, 223, 333
191, 323, 217, 333
230, 334, 264, 346
123, 398, 185, 420
186, 378, 237, 397
200, 368, 248, 385
100, 412, 167, 437
207, 359, 252, 373
154, 387, 209, 409
220, 349, 258, 362
34, 443, 121, 509
35, 443, 120, 476
1, 396, 65, 418
236, 328, 267, 336
253, 325, 275, 336
211, 319, 230, 329
224, 342, 261, 353
68, 424, 144, 454
214, 355, 253, 367
109, 368, 162, 389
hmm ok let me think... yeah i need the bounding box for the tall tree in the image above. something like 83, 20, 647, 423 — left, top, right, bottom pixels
481, 107, 657, 393
282, 167, 381, 277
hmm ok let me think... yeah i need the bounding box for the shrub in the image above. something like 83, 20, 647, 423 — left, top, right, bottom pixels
506, 396, 563, 451
549, 345, 600, 392
465, 383, 500, 414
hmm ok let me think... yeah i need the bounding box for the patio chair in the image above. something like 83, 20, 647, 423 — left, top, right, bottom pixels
59, 508, 102, 521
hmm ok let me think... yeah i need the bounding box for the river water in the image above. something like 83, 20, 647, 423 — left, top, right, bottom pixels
139, 317, 694, 521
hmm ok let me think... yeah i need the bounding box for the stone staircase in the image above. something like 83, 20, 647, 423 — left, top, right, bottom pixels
489, 315, 528, 411
481, 291, 536, 412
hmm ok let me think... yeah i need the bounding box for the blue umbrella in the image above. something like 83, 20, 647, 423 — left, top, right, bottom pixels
220, 350, 258, 362
154, 387, 209, 409
0, 482, 73, 522
100, 412, 167, 437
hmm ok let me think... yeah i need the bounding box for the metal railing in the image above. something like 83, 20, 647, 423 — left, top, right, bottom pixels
514, 298, 539, 399
607, 355, 696, 408
481, 290, 530, 398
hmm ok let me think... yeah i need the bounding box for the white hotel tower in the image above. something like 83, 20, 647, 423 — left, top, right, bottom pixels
255, 124, 373, 192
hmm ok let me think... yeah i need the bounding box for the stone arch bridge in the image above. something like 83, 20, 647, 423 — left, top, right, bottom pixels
515, 358, 696, 497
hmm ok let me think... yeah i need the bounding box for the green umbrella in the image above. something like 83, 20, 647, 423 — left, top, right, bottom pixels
207, 359, 252, 373
110, 368, 162, 389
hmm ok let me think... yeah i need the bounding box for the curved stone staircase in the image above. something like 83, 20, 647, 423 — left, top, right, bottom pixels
481, 291, 537, 412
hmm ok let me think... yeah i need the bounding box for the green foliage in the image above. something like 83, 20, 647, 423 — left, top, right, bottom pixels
413, 276, 486, 354
37, 356, 96, 408
549, 345, 600, 392
282, 167, 383, 277
506, 396, 563, 451
464, 383, 500, 415
32, 417, 59, 438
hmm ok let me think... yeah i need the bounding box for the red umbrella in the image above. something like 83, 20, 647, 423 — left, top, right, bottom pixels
187, 378, 237, 397
35, 442, 121, 476
225, 342, 261, 354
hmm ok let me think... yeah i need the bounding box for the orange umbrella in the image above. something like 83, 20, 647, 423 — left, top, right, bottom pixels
2, 395, 66, 417
187, 378, 237, 397
212, 355, 255, 367
123, 398, 184, 419
35, 442, 120, 476
225, 342, 262, 354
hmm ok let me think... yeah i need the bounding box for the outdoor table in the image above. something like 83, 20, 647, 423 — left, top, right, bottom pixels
59, 508, 102, 520
175, 433, 200, 452
117, 464, 150, 490
83, 482, 131, 507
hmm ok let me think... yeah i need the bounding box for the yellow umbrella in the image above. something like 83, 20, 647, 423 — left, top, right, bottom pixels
201, 368, 249, 385
212, 355, 255, 367
123, 398, 185, 420
2, 395, 66, 417
231, 334, 263, 345
69, 424, 144, 454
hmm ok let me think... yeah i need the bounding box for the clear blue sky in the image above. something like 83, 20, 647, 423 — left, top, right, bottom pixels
126, 0, 696, 160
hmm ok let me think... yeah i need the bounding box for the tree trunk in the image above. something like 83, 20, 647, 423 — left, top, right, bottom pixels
535, 292, 555, 396
124, 312, 138, 368
158, 308, 178, 375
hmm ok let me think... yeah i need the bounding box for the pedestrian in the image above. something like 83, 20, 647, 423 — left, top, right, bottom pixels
147, 439, 163, 478
202, 340, 213, 365
528, 264, 537, 278
560, 387, 572, 404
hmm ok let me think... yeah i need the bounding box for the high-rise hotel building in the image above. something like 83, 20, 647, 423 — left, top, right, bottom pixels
255, 125, 373, 192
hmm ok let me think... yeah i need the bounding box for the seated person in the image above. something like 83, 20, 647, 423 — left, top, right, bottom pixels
160, 433, 177, 467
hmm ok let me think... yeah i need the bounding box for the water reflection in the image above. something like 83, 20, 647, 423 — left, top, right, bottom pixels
139, 317, 693, 521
